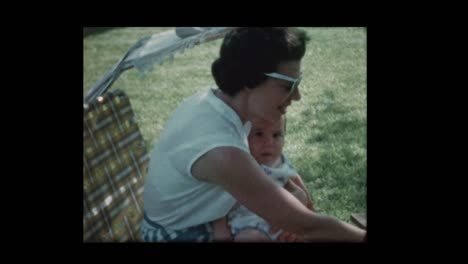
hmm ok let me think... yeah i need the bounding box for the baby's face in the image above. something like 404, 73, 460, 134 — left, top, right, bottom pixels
248, 117, 285, 167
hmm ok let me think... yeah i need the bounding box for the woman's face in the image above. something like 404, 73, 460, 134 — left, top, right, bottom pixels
247, 60, 302, 122
248, 116, 285, 167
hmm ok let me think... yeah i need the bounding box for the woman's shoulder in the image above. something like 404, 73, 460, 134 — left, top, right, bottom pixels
192, 146, 252, 182
165, 89, 245, 140
164, 90, 222, 126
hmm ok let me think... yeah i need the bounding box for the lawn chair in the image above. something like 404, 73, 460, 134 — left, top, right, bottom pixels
83, 27, 235, 242
83, 90, 149, 241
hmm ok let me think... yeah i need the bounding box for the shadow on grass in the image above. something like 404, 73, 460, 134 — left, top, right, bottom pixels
83, 27, 118, 38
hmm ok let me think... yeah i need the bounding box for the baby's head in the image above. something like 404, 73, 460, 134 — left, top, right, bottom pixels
248, 115, 285, 167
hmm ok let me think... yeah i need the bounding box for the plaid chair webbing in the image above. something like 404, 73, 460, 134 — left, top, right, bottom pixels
83, 89, 150, 242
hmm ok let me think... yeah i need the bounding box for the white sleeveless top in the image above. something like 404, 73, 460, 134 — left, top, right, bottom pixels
143, 89, 252, 230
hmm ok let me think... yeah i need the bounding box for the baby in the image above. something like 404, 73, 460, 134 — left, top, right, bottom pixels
227, 115, 314, 242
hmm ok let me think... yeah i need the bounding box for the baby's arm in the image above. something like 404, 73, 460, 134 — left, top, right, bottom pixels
273, 178, 313, 242
285, 175, 315, 211
284, 179, 308, 206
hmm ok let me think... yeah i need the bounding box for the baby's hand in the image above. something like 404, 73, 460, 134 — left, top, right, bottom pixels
269, 226, 301, 242
285, 178, 315, 211
290, 188, 309, 207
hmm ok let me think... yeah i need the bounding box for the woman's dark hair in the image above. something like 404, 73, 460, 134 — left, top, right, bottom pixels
211, 27, 310, 97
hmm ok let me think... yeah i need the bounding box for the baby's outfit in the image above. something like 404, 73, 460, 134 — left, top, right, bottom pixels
227, 154, 297, 241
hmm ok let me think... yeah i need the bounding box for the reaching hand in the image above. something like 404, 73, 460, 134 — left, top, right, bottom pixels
269, 226, 302, 242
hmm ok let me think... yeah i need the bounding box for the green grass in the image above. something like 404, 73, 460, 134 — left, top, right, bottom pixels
83, 27, 367, 223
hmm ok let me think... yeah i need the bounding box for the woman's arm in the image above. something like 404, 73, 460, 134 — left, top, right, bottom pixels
192, 147, 365, 242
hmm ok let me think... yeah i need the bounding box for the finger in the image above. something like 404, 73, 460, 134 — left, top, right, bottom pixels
281, 232, 294, 242
308, 200, 316, 211
277, 231, 287, 242
295, 235, 305, 242
270, 226, 280, 234
288, 233, 297, 242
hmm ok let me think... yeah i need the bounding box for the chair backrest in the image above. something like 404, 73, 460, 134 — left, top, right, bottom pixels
83, 89, 149, 242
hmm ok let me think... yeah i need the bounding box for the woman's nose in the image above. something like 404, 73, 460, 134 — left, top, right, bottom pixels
291, 88, 301, 101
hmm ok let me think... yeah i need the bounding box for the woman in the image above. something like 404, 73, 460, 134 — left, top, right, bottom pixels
140, 27, 366, 242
